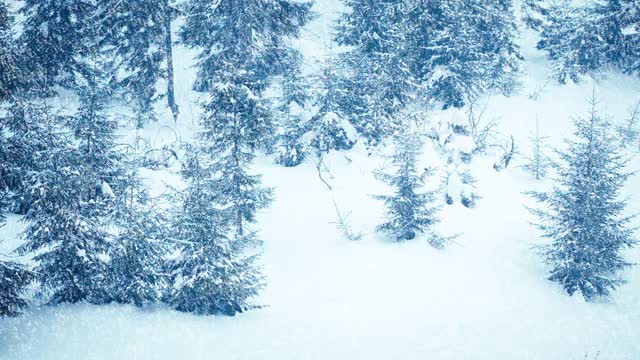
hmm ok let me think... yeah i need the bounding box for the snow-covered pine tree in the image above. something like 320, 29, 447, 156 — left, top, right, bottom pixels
166, 146, 263, 316
275, 54, 311, 167
521, 0, 548, 30
537, 5, 610, 84
180, 0, 311, 239
100, 0, 180, 126
19, 0, 95, 90
107, 139, 169, 306
0, 2, 24, 209
0, 259, 33, 317
15, 114, 111, 304
538, 0, 640, 83
619, 0, 640, 74
617, 102, 640, 147
374, 131, 445, 248
1, 87, 79, 214
523, 117, 550, 180
405, 0, 521, 108
308, 56, 356, 155
529, 96, 637, 300
430, 114, 480, 208
335, 0, 412, 146
0, 1, 19, 100
17, 51, 125, 305
0, 188, 33, 317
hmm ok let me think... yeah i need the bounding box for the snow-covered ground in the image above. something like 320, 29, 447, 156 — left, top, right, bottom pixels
2, 2, 640, 359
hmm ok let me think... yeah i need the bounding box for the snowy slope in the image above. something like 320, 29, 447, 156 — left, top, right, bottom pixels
2, 2, 640, 360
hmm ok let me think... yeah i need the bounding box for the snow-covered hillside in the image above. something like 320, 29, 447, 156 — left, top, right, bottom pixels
2, 1, 640, 360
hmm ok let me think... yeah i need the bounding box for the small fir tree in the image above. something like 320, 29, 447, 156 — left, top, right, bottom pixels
523, 117, 551, 180
374, 131, 445, 248
617, 102, 640, 148
529, 96, 637, 300
167, 146, 263, 316
107, 139, 169, 306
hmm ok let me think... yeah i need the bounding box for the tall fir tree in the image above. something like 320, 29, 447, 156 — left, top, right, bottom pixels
335, 0, 413, 146
404, 0, 521, 108
17, 52, 125, 305
19, 0, 95, 90
166, 146, 264, 316
529, 96, 637, 300
0, 1, 27, 211
0, 1, 19, 100
274, 54, 312, 167
99, 0, 180, 126
174, 0, 312, 314
374, 131, 445, 248
180, 0, 312, 239
538, 0, 640, 83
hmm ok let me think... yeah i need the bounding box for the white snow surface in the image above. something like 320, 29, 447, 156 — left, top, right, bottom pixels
2, 3, 640, 360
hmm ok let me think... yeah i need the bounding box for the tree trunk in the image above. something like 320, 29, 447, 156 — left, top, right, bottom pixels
164, 2, 179, 123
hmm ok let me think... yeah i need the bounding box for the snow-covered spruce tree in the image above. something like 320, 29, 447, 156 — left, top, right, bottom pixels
537, 5, 611, 84
15, 120, 109, 304
404, 0, 521, 108
523, 118, 550, 180
19, 0, 95, 90
106, 141, 169, 306
99, 0, 180, 126
520, 0, 549, 30
0, 3, 25, 209
0, 1, 19, 100
308, 56, 356, 156
617, 102, 640, 148
374, 131, 445, 247
538, 0, 640, 83
0, 89, 82, 215
274, 54, 311, 167
166, 146, 263, 316
335, 0, 413, 146
180, 0, 311, 240
17, 56, 125, 305
0, 259, 33, 317
0, 188, 33, 317
429, 114, 480, 208
529, 97, 637, 300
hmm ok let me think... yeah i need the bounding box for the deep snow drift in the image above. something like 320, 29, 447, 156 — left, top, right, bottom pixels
2, 1, 640, 359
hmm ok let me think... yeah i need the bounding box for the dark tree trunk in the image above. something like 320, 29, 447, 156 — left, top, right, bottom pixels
164, 2, 179, 122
